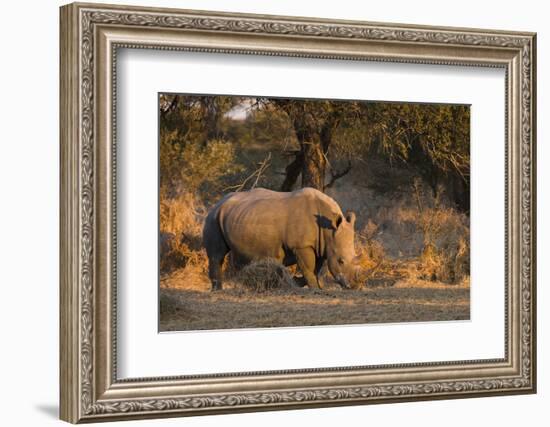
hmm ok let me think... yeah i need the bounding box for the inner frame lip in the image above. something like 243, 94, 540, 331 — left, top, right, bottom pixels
107, 42, 511, 385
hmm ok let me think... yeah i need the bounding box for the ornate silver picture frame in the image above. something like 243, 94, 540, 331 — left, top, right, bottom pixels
60, 2, 536, 423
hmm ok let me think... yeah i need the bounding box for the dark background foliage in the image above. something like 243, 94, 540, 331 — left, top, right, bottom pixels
159, 94, 470, 212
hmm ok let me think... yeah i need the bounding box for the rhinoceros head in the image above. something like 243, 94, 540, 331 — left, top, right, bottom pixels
326, 211, 357, 289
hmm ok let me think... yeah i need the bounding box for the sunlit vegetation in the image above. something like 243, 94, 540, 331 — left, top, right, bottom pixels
158, 93, 470, 330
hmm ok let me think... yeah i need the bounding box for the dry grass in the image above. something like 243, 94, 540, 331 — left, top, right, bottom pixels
352, 219, 398, 289
349, 199, 470, 289
394, 203, 470, 284
160, 192, 204, 237
159, 192, 208, 277
160, 188, 470, 289
229, 259, 297, 292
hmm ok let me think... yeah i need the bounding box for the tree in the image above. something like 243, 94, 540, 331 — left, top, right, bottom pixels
159, 94, 240, 147
265, 99, 470, 211
159, 94, 471, 213
159, 94, 243, 197
363, 103, 470, 211
262, 98, 360, 191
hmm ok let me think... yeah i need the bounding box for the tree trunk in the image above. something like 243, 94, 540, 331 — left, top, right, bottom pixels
275, 102, 338, 192
301, 140, 326, 190
280, 151, 304, 191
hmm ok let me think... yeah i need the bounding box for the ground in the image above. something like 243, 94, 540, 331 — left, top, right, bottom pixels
159, 276, 470, 332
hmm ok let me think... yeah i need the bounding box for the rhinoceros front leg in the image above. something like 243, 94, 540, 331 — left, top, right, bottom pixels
295, 247, 322, 289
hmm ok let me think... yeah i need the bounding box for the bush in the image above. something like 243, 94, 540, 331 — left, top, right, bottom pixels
160, 132, 244, 197
399, 205, 470, 284
351, 220, 388, 288
160, 192, 205, 237
351, 200, 469, 287
159, 192, 208, 276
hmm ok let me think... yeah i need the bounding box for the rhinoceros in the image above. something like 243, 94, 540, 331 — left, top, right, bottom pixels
202, 187, 358, 290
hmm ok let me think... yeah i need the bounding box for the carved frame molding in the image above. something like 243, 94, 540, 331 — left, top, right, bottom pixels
60, 2, 536, 423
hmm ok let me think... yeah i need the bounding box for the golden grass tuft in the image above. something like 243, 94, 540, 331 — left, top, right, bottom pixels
350, 220, 398, 289
411, 206, 470, 284
160, 192, 205, 240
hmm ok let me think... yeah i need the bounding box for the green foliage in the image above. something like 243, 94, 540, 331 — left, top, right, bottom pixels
160, 130, 243, 196
222, 106, 297, 150
159, 94, 246, 198
160, 94, 240, 143
182, 139, 244, 192
364, 103, 470, 179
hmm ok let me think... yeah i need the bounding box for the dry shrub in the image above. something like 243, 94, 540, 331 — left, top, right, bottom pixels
351, 220, 393, 289
159, 192, 208, 278
160, 192, 205, 238
398, 180, 470, 284
234, 259, 296, 293
411, 207, 470, 284
352, 202, 469, 287
358, 220, 386, 266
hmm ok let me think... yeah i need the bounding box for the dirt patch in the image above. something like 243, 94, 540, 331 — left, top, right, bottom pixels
159, 281, 470, 331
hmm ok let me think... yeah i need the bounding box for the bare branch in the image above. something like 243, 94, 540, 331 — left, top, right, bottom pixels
252, 153, 272, 189
324, 160, 352, 190
280, 151, 304, 191
224, 153, 272, 192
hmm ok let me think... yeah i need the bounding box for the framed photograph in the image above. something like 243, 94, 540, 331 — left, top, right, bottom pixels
60, 2, 536, 423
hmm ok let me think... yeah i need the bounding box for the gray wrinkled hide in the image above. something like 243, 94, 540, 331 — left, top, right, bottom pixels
202, 187, 357, 291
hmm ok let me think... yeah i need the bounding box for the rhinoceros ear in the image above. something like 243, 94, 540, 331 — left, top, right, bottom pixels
345, 211, 356, 227
334, 214, 344, 230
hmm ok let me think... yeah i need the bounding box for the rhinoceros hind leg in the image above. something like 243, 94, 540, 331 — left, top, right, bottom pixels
203, 217, 229, 291
208, 254, 227, 291
295, 248, 321, 289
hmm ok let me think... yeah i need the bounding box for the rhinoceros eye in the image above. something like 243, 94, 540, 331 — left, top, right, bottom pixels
338, 257, 345, 265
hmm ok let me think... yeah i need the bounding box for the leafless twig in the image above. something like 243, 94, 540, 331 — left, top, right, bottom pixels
224, 153, 272, 192
324, 160, 352, 190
